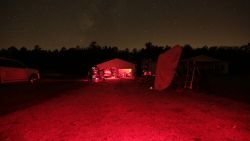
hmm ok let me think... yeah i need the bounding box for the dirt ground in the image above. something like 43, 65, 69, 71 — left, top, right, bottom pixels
0, 79, 250, 141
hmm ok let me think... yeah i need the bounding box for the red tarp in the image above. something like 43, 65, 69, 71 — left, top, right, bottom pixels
154, 45, 182, 90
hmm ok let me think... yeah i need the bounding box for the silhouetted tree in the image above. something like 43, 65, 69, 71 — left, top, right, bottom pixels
1, 42, 250, 76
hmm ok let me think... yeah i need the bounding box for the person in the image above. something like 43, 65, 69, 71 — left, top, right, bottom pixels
98, 69, 105, 81
88, 68, 93, 84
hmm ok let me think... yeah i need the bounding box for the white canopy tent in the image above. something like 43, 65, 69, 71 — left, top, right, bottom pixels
96, 58, 136, 79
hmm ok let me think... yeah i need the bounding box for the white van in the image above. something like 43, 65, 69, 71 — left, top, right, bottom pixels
0, 57, 40, 84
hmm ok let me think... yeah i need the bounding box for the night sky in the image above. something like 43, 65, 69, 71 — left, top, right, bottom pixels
1, 0, 250, 50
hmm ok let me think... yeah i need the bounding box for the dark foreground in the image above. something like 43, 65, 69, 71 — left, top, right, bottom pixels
0, 79, 85, 115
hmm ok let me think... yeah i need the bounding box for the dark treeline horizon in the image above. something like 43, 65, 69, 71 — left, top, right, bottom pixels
1, 42, 250, 76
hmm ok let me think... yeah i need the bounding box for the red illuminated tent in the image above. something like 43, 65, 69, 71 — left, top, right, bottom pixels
96, 58, 136, 79
154, 45, 183, 90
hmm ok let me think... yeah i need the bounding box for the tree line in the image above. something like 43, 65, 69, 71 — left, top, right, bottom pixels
0, 42, 250, 76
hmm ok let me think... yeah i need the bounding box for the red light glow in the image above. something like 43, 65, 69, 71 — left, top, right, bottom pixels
0, 80, 249, 141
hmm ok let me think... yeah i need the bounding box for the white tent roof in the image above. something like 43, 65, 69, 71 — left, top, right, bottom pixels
97, 58, 135, 70
182, 55, 226, 63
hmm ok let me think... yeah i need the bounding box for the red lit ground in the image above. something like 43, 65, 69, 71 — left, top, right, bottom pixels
0, 79, 250, 141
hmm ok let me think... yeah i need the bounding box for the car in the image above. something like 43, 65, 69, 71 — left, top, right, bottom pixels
0, 57, 40, 84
